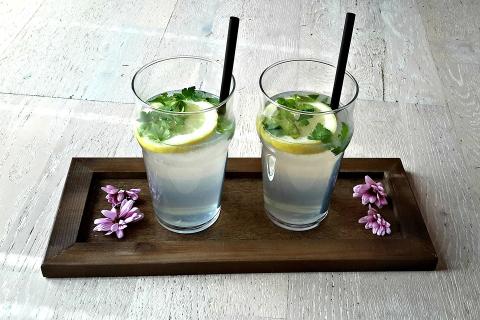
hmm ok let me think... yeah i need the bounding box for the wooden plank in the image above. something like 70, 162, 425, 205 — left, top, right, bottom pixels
417, 0, 480, 44
0, 0, 177, 102
0, 0, 45, 54
380, 0, 446, 105
432, 62, 480, 199
298, 0, 384, 101
297, 0, 445, 105
0, 0, 445, 106
418, 0, 480, 198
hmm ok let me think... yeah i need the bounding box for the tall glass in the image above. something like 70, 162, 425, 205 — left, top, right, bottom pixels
132, 57, 235, 234
257, 59, 358, 231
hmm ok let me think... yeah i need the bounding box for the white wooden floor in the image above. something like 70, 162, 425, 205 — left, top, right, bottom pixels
0, 0, 479, 319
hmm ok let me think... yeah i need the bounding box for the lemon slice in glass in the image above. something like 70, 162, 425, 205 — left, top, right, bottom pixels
135, 100, 218, 153
258, 101, 337, 154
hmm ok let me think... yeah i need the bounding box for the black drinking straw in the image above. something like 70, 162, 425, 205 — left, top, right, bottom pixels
219, 16, 240, 114
330, 12, 356, 110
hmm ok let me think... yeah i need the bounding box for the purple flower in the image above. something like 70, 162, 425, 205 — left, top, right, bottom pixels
358, 205, 379, 229
358, 205, 391, 236
372, 215, 391, 236
93, 199, 144, 238
353, 176, 388, 208
101, 185, 141, 206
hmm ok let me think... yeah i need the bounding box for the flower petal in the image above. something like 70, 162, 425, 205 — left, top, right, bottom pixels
381, 197, 388, 206
117, 192, 125, 202
93, 224, 111, 232
94, 218, 111, 225
353, 185, 362, 193
116, 229, 124, 239
102, 210, 116, 220
365, 175, 376, 186
101, 209, 117, 220
133, 213, 144, 222
361, 194, 370, 205
128, 193, 139, 200
358, 216, 369, 224
110, 223, 119, 232
119, 200, 134, 218
102, 185, 119, 194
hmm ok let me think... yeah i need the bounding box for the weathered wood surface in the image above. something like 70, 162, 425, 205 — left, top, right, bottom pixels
0, 0, 479, 319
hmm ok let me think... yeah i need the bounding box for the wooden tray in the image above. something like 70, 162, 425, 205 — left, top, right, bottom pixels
41, 158, 437, 277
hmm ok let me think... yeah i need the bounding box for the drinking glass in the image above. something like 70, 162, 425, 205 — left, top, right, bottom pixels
132, 56, 235, 234
257, 59, 358, 231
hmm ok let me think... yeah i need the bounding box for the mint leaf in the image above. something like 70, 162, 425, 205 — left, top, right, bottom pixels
263, 116, 280, 130
181, 86, 195, 99
275, 109, 300, 138
262, 108, 300, 138
339, 122, 349, 142
296, 94, 316, 103
216, 116, 234, 135
318, 95, 331, 105
277, 97, 296, 109
297, 115, 310, 126
330, 122, 350, 155
308, 123, 333, 143
138, 115, 172, 142
206, 97, 220, 105
277, 96, 316, 110
296, 104, 315, 112
139, 111, 151, 122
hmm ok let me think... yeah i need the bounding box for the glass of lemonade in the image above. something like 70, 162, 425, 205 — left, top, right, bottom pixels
132, 56, 235, 234
257, 59, 358, 231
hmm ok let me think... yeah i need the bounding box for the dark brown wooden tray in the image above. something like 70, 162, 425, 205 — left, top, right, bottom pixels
41, 158, 437, 277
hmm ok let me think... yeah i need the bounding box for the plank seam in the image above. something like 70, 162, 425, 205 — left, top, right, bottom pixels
0, 91, 134, 105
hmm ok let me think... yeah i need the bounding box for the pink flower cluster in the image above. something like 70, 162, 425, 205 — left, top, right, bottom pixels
93, 185, 144, 239
353, 176, 391, 236
353, 176, 387, 208
358, 205, 391, 236
101, 185, 141, 206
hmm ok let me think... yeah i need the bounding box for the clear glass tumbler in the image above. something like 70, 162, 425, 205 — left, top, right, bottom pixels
257, 59, 358, 231
132, 56, 235, 234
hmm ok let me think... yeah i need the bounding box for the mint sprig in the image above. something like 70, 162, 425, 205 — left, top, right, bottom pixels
137, 86, 226, 142
262, 108, 301, 138
308, 122, 351, 155
137, 111, 185, 142
261, 93, 351, 155
262, 94, 321, 137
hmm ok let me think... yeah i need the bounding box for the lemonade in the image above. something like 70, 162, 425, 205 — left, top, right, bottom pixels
135, 87, 234, 233
257, 92, 353, 231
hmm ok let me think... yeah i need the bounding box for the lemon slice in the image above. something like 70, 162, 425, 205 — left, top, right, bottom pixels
258, 101, 337, 154
135, 100, 218, 153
